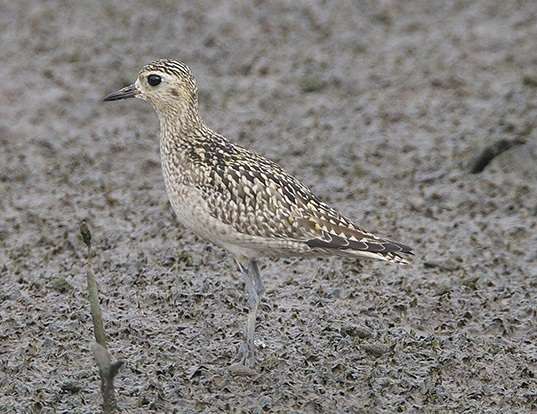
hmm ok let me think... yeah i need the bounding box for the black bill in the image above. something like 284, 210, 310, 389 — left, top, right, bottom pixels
103, 83, 138, 102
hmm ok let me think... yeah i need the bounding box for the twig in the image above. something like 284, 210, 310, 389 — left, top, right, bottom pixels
94, 343, 124, 413
470, 138, 526, 174
79, 220, 123, 413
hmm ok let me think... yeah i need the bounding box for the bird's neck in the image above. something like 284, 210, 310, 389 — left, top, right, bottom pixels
158, 105, 207, 143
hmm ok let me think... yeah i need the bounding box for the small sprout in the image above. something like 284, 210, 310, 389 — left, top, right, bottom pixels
49, 276, 73, 293
342, 323, 373, 339
299, 75, 325, 93
77, 223, 123, 412
431, 338, 441, 350
522, 74, 537, 88
60, 381, 81, 394
362, 342, 390, 357
353, 163, 367, 178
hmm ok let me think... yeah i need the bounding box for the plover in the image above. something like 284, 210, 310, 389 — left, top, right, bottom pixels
103, 59, 413, 368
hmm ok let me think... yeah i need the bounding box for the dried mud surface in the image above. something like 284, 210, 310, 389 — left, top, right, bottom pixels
1, 1, 537, 413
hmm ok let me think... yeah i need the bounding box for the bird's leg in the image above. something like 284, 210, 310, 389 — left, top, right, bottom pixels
249, 260, 265, 298
235, 259, 262, 368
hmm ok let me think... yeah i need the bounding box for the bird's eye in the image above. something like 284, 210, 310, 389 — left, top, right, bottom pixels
147, 74, 161, 86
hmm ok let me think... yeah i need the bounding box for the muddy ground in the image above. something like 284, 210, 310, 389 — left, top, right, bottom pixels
1, 1, 537, 413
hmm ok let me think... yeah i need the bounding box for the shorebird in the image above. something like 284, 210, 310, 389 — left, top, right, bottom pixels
103, 59, 413, 368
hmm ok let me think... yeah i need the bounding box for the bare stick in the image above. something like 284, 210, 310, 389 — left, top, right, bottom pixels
94, 343, 124, 413
80, 220, 123, 413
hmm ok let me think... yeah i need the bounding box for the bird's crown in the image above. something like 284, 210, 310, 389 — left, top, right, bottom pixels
141, 59, 194, 83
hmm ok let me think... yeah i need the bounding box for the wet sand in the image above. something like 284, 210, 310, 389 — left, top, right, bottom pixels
1, 1, 536, 412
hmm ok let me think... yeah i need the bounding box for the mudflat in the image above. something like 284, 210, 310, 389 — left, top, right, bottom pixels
1, 1, 536, 412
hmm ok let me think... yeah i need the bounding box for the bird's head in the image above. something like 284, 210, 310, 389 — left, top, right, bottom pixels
103, 59, 199, 115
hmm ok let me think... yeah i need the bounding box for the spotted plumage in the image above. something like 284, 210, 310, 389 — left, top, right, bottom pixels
198, 136, 411, 261
103, 59, 413, 368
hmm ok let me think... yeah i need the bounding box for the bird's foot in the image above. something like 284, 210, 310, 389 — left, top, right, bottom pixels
229, 341, 257, 376
234, 340, 256, 368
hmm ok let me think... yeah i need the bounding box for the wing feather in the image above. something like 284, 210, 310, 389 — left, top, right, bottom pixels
197, 138, 413, 263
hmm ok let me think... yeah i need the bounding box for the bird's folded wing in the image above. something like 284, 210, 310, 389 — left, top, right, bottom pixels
295, 215, 413, 255
199, 146, 412, 258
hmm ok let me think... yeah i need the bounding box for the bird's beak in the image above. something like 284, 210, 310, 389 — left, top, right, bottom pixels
103, 83, 138, 102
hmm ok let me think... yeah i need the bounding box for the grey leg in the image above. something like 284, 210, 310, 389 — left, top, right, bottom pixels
235, 258, 263, 368
249, 260, 265, 298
